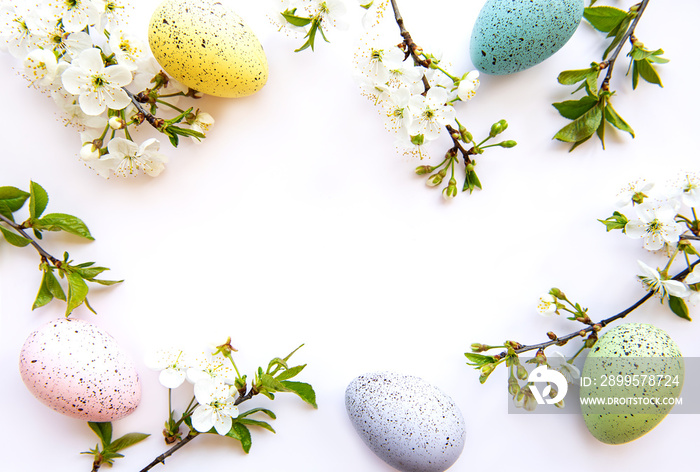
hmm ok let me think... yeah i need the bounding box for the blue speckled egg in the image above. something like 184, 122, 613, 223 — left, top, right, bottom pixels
345, 372, 466, 472
470, 0, 584, 75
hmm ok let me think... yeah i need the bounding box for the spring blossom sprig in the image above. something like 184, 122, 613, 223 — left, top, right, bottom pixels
1, 0, 214, 178
468, 172, 700, 411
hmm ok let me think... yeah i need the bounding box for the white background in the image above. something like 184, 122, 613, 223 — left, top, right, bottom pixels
1, 0, 699, 470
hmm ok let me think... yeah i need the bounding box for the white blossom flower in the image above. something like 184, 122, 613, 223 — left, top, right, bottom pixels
89, 137, 168, 177
677, 173, 700, 208
51, 82, 110, 128
456, 70, 480, 101
24, 48, 58, 87
381, 84, 411, 133
625, 203, 684, 251
356, 73, 391, 105
548, 351, 580, 384
45, 0, 104, 33
191, 379, 239, 435
130, 56, 188, 98
188, 111, 214, 142
316, 0, 348, 31
108, 31, 145, 71
357, 44, 404, 85
536, 294, 558, 316
62, 47, 132, 115
1, 4, 44, 58
145, 348, 191, 389
187, 350, 237, 387
637, 260, 690, 299
616, 178, 653, 207
407, 87, 455, 141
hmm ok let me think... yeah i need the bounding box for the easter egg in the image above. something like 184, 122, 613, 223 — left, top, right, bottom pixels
580, 323, 684, 444
148, 0, 268, 97
19, 318, 141, 422
345, 372, 466, 472
470, 0, 584, 75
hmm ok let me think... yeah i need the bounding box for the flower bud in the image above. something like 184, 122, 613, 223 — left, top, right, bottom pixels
426, 173, 444, 187
461, 130, 473, 143
516, 364, 528, 380
499, 140, 517, 148
471, 343, 487, 352
442, 183, 458, 200
480, 363, 495, 376
80, 143, 100, 161
549, 287, 565, 299
108, 116, 126, 129
508, 377, 520, 396
415, 165, 433, 175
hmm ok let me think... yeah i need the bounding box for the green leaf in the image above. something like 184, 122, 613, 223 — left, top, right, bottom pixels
72, 265, 109, 280
66, 272, 89, 315
583, 6, 628, 33
275, 364, 306, 381
237, 407, 277, 420
34, 213, 94, 240
46, 270, 66, 300
557, 68, 595, 85
598, 211, 629, 232
237, 419, 276, 434
604, 102, 635, 137
33, 272, 54, 310
465, 353, 496, 367
635, 59, 663, 87
553, 100, 604, 143
552, 95, 598, 120
226, 422, 252, 453
0, 186, 30, 212
29, 181, 49, 219
462, 169, 482, 194
0, 201, 14, 221
260, 373, 289, 392
668, 296, 692, 321
281, 9, 312, 27
90, 278, 123, 286
603, 16, 632, 59
280, 380, 318, 408
0, 225, 31, 247
88, 422, 113, 446
108, 432, 150, 452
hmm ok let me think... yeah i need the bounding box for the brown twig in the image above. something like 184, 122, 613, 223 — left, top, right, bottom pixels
389, 0, 431, 93
498, 258, 699, 358
138, 433, 199, 472
600, 0, 650, 92
0, 213, 61, 266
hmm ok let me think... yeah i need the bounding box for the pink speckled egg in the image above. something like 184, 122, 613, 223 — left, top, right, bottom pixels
19, 318, 141, 421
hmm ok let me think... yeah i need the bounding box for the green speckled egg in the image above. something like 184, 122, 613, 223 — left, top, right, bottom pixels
580, 323, 684, 445
470, 0, 584, 75
148, 0, 268, 97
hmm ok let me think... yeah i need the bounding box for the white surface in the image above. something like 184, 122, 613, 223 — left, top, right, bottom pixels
1, 1, 699, 471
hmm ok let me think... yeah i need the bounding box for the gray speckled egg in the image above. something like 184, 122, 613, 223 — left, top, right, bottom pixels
19, 318, 141, 422
148, 0, 268, 97
580, 323, 683, 444
470, 0, 584, 75
345, 372, 465, 472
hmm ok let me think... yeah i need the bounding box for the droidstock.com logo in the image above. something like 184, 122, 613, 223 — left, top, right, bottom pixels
528, 365, 568, 405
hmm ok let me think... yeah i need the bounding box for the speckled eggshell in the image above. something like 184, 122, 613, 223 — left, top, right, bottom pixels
148, 0, 268, 97
580, 323, 684, 444
345, 372, 466, 472
470, 0, 584, 75
19, 318, 141, 422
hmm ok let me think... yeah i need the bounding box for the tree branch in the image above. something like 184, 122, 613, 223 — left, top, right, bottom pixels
389, 0, 431, 93
600, 0, 650, 91
499, 259, 699, 358
0, 213, 61, 266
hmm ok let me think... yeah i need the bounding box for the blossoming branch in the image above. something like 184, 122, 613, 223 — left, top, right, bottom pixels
1, 0, 214, 177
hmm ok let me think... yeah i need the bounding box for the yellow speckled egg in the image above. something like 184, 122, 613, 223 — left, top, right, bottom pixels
148, 0, 268, 98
